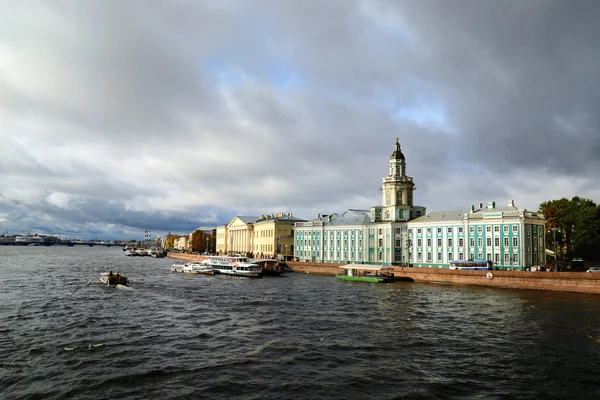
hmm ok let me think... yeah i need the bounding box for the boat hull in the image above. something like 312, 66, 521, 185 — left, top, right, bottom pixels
336, 275, 393, 283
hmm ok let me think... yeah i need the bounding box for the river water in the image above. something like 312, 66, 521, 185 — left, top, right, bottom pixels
1, 246, 599, 400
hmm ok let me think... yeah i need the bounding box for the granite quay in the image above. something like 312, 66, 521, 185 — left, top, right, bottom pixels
287, 261, 600, 294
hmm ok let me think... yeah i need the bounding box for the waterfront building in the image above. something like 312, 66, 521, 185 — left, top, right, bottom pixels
406, 201, 546, 270
294, 138, 425, 265
174, 235, 189, 251
216, 213, 306, 258
293, 138, 546, 269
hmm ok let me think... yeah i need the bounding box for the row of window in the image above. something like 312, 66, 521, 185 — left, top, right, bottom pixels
410, 225, 519, 235
410, 252, 520, 264
413, 237, 521, 248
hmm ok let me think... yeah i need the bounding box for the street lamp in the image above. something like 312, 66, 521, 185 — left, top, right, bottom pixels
552, 227, 561, 271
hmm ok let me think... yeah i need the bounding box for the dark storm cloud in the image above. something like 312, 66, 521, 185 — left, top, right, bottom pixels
1, 0, 598, 239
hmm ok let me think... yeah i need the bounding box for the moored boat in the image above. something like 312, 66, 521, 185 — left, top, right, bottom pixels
250, 259, 286, 276
170, 261, 187, 273
183, 261, 215, 275
336, 265, 395, 283
100, 272, 129, 286
202, 255, 262, 278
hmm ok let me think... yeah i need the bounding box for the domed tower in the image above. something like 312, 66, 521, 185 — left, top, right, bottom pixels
380, 137, 416, 221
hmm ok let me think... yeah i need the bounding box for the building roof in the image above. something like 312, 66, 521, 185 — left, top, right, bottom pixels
325, 209, 371, 226
390, 137, 405, 160
237, 216, 260, 224
254, 215, 308, 225
409, 204, 524, 224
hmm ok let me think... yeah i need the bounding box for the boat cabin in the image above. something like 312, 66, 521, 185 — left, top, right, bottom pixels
337, 265, 395, 283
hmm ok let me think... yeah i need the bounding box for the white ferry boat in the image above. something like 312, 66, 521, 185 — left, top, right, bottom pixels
14, 234, 45, 246
204, 255, 262, 278
183, 261, 215, 275
170, 261, 187, 273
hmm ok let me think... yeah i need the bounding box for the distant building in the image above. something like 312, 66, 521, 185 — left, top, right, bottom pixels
293, 138, 546, 270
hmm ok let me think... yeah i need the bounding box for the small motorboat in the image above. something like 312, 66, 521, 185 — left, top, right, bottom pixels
100, 272, 129, 286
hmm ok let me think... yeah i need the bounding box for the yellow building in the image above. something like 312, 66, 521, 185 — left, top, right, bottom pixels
216, 213, 306, 259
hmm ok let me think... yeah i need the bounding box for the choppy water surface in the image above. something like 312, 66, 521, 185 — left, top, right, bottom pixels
1, 246, 599, 399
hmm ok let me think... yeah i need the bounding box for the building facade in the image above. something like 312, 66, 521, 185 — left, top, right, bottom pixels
406, 201, 546, 270
294, 137, 426, 265
293, 138, 546, 270
215, 213, 306, 258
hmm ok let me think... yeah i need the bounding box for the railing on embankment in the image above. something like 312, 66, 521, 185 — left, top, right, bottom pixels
287, 262, 600, 294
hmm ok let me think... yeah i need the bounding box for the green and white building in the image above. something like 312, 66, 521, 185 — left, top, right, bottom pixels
407, 201, 546, 270
293, 138, 546, 270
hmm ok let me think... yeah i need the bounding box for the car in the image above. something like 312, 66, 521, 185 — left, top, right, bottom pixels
586, 266, 600, 273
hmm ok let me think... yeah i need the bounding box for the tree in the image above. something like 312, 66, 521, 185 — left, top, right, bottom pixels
191, 230, 205, 253
539, 197, 600, 262
165, 235, 177, 249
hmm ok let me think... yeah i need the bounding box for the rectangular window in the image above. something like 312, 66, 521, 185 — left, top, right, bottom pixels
448, 227, 453, 234
459, 238, 464, 247
437, 228, 442, 234
458, 227, 463, 233
417, 252, 422, 262
495, 237, 499, 246
487, 238, 492, 246
478, 252, 483, 259
513, 225, 518, 232
417, 228, 422, 234
512, 253, 518, 263
459, 252, 464, 260
477, 226, 483, 233
504, 253, 509, 264
427, 238, 432, 247
470, 226, 474, 233
427, 228, 431, 234
495, 253, 500, 263
408, 229, 412, 235
470, 238, 475, 247
504, 237, 509, 247
378, 239, 383, 247
418, 238, 422, 247
448, 238, 453, 247
513, 237, 518, 247
448, 252, 453, 261
427, 252, 432, 262
437, 238, 442, 247
395, 239, 401, 247
487, 253, 492, 261
504, 225, 509, 233
486, 226, 491, 232
437, 252, 442, 262
470, 253, 474, 260
478, 238, 483, 247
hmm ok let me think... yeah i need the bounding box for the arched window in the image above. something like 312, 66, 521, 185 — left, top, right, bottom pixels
378, 251, 383, 261
385, 211, 390, 220
385, 190, 391, 205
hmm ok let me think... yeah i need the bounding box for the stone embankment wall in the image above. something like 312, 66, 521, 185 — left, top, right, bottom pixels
166, 255, 600, 294
287, 262, 600, 294
168, 253, 207, 261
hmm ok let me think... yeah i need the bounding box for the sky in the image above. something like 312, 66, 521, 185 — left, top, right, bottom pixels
1, 0, 600, 240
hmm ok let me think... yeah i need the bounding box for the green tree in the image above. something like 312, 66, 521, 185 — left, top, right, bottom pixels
539, 196, 600, 262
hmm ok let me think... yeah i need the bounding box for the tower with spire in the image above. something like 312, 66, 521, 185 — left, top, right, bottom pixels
371, 137, 425, 222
